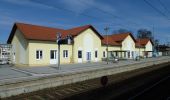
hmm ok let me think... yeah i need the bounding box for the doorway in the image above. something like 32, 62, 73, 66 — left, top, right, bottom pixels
50, 50, 58, 64
86, 52, 91, 61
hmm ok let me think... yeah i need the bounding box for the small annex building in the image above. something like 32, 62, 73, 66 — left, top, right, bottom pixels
102, 33, 137, 59
136, 38, 153, 57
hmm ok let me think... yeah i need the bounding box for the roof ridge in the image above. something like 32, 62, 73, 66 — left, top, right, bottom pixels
15, 22, 65, 31
66, 24, 92, 31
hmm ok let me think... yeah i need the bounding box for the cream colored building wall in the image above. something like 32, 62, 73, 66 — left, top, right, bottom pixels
122, 35, 136, 58
135, 41, 153, 57
73, 28, 102, 63
122, 35, 136, 51
108, 46, 121, 51
60, 45, 73, 64
28, 41, 72, 66
135, 47, 145, 56
101, 47, 107, 58
11, 29, 29, 65
145, 41, 153, 51
101, 46, 121, 52
101, 46, 121, 58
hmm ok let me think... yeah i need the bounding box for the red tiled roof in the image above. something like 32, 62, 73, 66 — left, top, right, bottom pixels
110, 33, 130, 42
135, 38, 153, 47
111, 32, 136, 42
102, 32, 136, 46
62, 25, 103, 39
7, 23, 103, 43
17, 23, 64, 41
102, 36, 120, 46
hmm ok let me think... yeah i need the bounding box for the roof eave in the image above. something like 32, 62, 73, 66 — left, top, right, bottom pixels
7, 23, 17, 43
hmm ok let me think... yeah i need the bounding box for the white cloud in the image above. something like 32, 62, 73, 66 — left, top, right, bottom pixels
59, 0, 116, 14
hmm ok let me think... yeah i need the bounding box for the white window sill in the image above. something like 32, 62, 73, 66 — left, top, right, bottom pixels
36, 59, 43, 60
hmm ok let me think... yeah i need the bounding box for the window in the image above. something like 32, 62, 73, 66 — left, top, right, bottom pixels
50, 50, 57, 59
36, 50, 43, 60
78, 50, 82, 58
63, 50, 68, 58
95, 51, 98, 58
51, 51, 54, 59
103, 51, 105, 57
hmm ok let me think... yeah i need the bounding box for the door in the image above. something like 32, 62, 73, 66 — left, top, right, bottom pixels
95, 50, 98, 62
86, 52, 91, 61
50, 50, 58, 64
78, 50, 83, 63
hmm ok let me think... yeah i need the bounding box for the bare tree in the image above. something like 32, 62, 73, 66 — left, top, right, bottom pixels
137, 29, 153, 40
112, 28, 131, 34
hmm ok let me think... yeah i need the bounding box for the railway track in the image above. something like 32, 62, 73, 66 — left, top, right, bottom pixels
2, 78, 102, 100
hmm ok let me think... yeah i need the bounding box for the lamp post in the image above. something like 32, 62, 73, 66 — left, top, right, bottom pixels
104, 27, 109, 64
56, 33, 72, 69
56, 33, 61, 70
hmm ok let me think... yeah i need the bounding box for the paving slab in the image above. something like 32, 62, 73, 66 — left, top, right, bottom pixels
0, 56, 169, 81
0, 67, 30, 80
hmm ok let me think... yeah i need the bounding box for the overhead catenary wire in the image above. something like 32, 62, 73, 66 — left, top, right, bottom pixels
143, 0, 170, 20
157, 0, 170, 15
29, 0, 136, 30
77, 0, 141, 26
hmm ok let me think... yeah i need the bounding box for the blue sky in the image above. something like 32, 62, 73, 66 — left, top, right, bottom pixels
0, 0, 170, 44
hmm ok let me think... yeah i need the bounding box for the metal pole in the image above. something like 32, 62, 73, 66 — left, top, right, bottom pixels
104, 27, 109, 64
153, 25, 155, 57
56, 33, 61, 70
139, 38, 140, 61
58, 44, 60, 70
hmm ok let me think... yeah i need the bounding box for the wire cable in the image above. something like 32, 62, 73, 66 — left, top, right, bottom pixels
143, 0, 170, 20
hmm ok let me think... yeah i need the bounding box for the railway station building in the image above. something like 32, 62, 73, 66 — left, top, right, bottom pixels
7, 22, 153, 66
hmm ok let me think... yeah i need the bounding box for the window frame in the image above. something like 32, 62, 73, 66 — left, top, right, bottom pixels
50, 50, 57, 59
78, 50, 82, 58
103, 51, 105, 57
63, 50, 68, 58
95, 50, 98, 58
36, 50, 43, 60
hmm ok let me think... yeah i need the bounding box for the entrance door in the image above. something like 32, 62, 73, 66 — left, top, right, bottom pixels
50, 50, 58, 64
78, 50, 83, 63
86, 52, 91, 61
